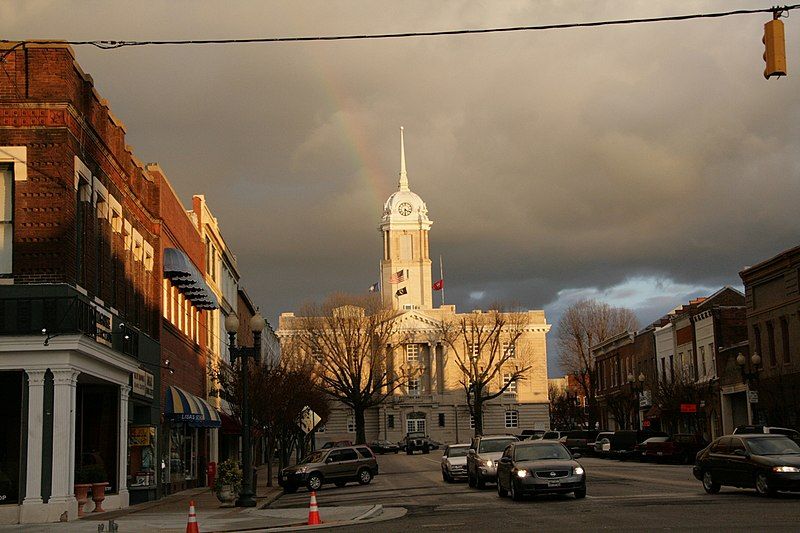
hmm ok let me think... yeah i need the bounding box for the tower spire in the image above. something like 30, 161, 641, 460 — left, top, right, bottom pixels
398, 126, 409, 191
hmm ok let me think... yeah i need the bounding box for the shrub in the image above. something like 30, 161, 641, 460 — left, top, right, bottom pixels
76, 464, 107, 484
213, 459, 242, 494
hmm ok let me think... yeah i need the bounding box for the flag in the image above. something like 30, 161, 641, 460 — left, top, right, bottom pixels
432, 279, 444, 291
368, 282, 379, 292
395, 287, 408, 297
389, 269, 406, 283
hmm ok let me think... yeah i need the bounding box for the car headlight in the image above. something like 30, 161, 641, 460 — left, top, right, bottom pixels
516, 469, 528, 478
481, 459, 493, 468
773, 466, 800, 473
574, 466, 585, 476
296, 466, 309, 474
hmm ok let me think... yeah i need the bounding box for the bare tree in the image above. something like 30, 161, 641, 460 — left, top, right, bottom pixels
436, 307, 532, 436
548, 383, 587, 430
281, 293, 412, 444
557, 299, 639, 428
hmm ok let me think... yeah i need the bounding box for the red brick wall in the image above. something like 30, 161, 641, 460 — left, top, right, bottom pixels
1, 43, 160, 338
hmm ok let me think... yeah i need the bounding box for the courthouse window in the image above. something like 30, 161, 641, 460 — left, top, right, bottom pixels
406, 344, 419, 363
505, 410, 519, 428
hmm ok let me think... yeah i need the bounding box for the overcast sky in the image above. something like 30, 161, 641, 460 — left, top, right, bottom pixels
4, 1, 799, 375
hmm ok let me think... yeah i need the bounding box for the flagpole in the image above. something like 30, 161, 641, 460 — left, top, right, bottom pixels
379, 261, 383, 300
439, 254, 445, 306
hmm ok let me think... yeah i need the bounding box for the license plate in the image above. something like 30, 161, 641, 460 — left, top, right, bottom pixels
547, 480, 561, 487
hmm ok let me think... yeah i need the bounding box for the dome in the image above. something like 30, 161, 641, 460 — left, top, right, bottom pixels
379, 127, 431, 229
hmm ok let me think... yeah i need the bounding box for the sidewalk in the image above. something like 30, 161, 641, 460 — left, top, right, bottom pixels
0, 465, 406, 532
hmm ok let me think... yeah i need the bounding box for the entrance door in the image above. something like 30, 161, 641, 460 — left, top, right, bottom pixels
407, 417, 426, 435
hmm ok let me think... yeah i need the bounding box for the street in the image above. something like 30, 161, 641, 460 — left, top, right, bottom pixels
270, 451, 800, 531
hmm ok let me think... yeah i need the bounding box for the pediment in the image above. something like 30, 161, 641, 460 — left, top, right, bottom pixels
394, 310, 441, 331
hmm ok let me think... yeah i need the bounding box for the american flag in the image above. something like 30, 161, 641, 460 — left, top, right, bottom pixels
389, 269, 407, 284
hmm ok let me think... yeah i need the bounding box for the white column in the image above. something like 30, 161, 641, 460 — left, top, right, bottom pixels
426, 342, 434, 395
23, 370, 47, 505
49, 369, 79, 506
117, 385, 130, 507
210, 428, 219, 463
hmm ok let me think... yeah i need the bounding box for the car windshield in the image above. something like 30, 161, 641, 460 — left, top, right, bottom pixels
644, 437, 669, 444
300, 451, 325, 464
747, 437, 800, 455
479, 438, 517, 453
447, 446, 469, 458
516, 443, 572, 461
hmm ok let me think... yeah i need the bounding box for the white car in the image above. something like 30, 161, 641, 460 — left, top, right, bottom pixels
441, 444, 470, 482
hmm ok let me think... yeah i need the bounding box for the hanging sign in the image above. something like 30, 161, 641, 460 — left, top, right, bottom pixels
132, 368, 155, 399
680, 403, 698, 413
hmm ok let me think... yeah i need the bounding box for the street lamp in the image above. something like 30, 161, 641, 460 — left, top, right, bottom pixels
736, 352, 761, 383
225, 310, 266, 508
627, 372, 646, 429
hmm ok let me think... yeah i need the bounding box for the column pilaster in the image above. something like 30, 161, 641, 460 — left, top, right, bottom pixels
48, 369, 79, 508
117, 384, 130, 507
23, 370, 47, 506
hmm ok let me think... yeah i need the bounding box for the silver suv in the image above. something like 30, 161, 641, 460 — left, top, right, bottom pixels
279, 446, 378, 493
467, 435, 518, 489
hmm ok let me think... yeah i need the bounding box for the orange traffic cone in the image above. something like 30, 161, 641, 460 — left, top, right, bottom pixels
186, 500, 200, 533
307, 491, 322, 525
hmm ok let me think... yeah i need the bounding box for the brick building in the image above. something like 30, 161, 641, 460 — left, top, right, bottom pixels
0, 42, 161, 523
740, 245, 800, 431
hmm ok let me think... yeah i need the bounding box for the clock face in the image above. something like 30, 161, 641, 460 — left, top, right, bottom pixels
398, 202, 413, 216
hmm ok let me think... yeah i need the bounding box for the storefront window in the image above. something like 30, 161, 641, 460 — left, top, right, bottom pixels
127, 426, 157, 489
167, 425, 198, 483
0, 372, 23, 504
75, 381, 119, 493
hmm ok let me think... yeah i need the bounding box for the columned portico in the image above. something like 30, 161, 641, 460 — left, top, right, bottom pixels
23, 370, 46, 507
48, 369, 79, 516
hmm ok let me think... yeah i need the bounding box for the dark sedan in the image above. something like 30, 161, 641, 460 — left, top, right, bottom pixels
496, 441, 586, 501
369, 440, 400, 454
693, 434, 800, 496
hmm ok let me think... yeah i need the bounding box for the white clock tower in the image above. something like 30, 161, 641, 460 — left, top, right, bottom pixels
379, 127, 433, 310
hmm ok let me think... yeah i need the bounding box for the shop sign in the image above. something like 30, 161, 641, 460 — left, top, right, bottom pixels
132, 368, 154, 399
639, 390, 652, 408
129, 426, 154, 446
94, 305, 113, 347
642, 419, 651, 428
680, 403, 698, 413
747, 390, 759, 404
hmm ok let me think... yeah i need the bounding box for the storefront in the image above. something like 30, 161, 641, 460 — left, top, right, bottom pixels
0, 371, 23, 509
162, 386, 220, 494
127, 368, 159, 504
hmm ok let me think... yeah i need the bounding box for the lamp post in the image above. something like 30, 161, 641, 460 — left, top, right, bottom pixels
736, 352, 761, 384
225, 310, 266, 508
627, 372, 646, 430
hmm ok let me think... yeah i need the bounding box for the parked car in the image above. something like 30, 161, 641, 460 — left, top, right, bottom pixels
593, 432, 615, 457
467, 435, 519, 489
541, 431, 568, 442
428, 439, 442, 450
441, 443, 471, 482
609, 430, 668, 460
693, 434, 800, 496
279, 446, 379, 493
369, 440, 400, 454
495, 440, 586, 501
516, 429, 546, 441
635, 436, 669, 461
733, 426, 800, 443
564, 430, 601, 455
643, 434, 708, 464
403, 431, 433, 454
320, 440, 353, 449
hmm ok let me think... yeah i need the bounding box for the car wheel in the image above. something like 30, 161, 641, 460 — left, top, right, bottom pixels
755, 473, 775, 497
510, 479, 523, 501
497, 477, 508, 498
357, 468, 373, 485
574, 487, 587, 499
306, 473, 323, 492
283, 484, 298, 494
701, 471, 720, 494
476, 473, 486, 490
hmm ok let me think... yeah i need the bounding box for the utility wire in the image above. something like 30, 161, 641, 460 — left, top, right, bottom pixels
0, 4, 797, 54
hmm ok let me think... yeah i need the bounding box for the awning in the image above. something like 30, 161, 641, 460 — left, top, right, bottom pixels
644, 405, 662, 419
220, 411, 242, 435
165, 386, 221, 428
163, 248, 219, 310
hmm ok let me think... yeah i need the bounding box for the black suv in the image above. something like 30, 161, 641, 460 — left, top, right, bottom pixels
404, 431, 432, 454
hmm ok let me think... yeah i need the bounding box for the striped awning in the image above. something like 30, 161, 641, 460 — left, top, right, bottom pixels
163, 248, 219, 310
164, 386, 221, 428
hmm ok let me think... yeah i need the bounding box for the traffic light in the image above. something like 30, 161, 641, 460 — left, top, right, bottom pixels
763, 18, 787, 79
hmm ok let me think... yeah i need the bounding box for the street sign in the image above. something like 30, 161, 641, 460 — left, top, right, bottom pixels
639, 390, 652, 408
680, 403, 698, 413
298, 406, 321, 433
747, 390, 759, 404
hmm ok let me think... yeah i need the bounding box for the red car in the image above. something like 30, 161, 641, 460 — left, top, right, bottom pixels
643, 434, 708, 464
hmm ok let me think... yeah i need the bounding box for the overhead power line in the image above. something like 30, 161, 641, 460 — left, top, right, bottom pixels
1, 4, 798, 53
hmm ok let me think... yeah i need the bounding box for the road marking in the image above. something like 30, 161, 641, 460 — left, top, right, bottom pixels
421, 457, 441, 465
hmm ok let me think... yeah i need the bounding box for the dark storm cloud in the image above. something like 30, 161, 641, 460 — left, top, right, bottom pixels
4, 1, 799, 374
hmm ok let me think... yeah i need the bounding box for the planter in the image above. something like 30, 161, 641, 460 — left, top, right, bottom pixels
74, 484, 92, 517
215, 485, 238, 507
91, 482, 109, 513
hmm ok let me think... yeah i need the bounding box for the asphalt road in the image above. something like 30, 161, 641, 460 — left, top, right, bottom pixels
269, 451, 800, 531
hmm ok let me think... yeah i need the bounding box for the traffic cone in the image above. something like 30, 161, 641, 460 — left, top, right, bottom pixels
186, 500, 200, 533
307, 491, 322, 525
